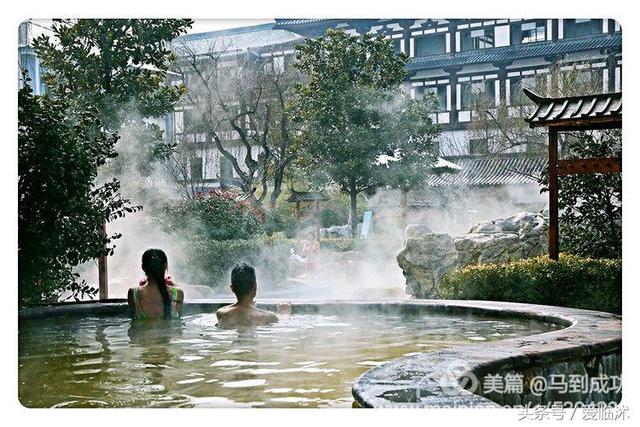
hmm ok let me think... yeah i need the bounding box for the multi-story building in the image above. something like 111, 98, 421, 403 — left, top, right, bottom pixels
171, 18, 621, 183
171, 19, 621, 230
272, 18, 622, 155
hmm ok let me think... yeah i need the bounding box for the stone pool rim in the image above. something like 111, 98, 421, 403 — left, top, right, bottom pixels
18, 299, 621, 408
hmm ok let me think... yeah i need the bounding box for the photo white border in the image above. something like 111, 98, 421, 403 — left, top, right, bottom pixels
2, 1, 636, 425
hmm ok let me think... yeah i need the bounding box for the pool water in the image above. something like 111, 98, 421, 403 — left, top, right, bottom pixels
19, 311, 559, 408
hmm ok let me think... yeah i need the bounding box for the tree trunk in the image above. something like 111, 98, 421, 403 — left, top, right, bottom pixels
400, 187, 409, 225
349, 181, 358, 237
269, 171, 284, 209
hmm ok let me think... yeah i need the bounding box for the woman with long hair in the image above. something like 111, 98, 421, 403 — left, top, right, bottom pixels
127, 249, 184, 320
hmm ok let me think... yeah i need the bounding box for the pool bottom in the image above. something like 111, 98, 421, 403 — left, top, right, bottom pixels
18, 310, 559, 408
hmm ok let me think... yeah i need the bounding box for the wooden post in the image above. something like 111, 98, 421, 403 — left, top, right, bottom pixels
548, 129, 559, 261
98, 221, 109, 300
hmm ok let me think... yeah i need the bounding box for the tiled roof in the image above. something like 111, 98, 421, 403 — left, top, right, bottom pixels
172, 23, 303, 56
274, 19, 332, 27
426, 154, 546, 187
407, 34, 621, 72
525, 89, 621, 128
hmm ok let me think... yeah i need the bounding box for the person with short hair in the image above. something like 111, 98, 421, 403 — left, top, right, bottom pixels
216, 263, 289, 328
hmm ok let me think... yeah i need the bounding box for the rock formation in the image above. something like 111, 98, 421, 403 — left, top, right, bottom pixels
398, 212, 548, 298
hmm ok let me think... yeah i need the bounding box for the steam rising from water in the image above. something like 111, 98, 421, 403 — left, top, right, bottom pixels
76, 115, 544, 302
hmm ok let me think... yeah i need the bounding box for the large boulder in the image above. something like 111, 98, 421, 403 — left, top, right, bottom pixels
397, 233, 458, 298
397, 213, 548, 298
404, 223, 433, 240
455, 212, 548, 267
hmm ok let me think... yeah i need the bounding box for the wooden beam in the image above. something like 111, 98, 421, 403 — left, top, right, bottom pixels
557, 157, 622, 176
548, 129, 559, 261
98, 221, 108, 300
530, 117, 622, 131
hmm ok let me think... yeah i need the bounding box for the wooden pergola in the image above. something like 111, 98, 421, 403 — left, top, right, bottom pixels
286, 190, 329, 220
524, 88, 622, 260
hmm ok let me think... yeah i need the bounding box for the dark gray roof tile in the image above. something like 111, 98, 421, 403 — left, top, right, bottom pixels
407, 34, 621, 72
525, 89, 622, 127
426, 154, 546, 187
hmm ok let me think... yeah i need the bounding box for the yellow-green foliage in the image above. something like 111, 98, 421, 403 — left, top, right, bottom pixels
319, 237, 356, 252
439, 254, 621, 314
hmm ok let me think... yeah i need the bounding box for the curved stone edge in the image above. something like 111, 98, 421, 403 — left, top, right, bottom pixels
350, 300, 621, 408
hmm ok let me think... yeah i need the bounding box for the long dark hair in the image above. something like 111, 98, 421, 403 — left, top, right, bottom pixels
141, 249, 170, 319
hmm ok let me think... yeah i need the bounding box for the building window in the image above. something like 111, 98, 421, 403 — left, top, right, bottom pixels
573, 68, 604, 94
461, 28, 495, 51
414, 34, 446, 56
174, 111, 184, 135
520, 21, 546, 44
461, 80, 495, 109
220, 156, 233, 180
190, 157, 203, 180
469, 138, 489, 155
564, 19, 602, 38
183, 108, 207, 133
511, 20, 547, 45
510, 75, 545, 106
417, 85, 447, 111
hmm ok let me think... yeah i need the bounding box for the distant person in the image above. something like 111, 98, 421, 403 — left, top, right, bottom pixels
216, 263, 290, 328
128, 249, 184, 320
302, 230, 320, 274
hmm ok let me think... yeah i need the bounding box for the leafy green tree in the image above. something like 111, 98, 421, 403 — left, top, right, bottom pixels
292, 29, 408, 235
33, 19, 192, 174
159, 191, 264, 242
18, 82, 140, 305
539, 130, 621, 259
378, 93, 441, 222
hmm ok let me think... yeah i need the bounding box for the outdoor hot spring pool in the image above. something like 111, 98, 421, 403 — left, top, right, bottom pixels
19, 304, 562, 408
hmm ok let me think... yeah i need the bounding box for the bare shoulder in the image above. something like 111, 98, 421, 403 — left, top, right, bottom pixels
216, 304, 233, 318
256, 308, 278, 323
127, 288, 136, 318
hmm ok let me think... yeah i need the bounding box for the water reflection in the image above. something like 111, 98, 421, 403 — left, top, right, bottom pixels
19, 312, 560, 408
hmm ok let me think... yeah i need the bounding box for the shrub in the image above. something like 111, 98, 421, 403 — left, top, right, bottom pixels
319, 237, 357, 252
181, 235, 294, 289
439, 254, 621, 314
161, 191, 264, 241
18, 82, 140, 305
319, 208, 347, 228
263, 204, 298, 238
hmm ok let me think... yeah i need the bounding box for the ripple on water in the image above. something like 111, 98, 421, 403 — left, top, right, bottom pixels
176, 378, 205, 385
222, 379, 267, 388
209, 360, 280, 367
19, 312, 560, 408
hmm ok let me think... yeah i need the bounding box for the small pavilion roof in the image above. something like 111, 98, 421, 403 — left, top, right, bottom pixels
524, 89, 621, 130
286, 190, 329, 203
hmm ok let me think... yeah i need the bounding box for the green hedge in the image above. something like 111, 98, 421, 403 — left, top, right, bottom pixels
439, 254, 621, 314
160, 193, 264, 242
179, 235, 357, 289
183, 235, 293, 288
319, 237, 357, 252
